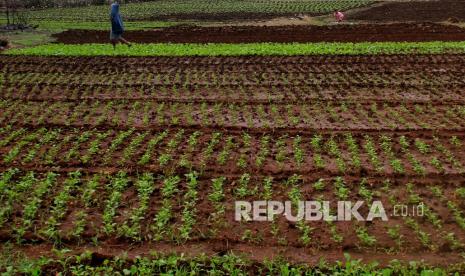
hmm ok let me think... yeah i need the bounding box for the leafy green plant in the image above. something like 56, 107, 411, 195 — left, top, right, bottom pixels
356, 226, 376, 247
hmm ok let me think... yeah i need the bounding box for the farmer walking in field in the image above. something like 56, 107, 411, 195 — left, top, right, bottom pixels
110, 0, 132, 49
334, 10, 345, 22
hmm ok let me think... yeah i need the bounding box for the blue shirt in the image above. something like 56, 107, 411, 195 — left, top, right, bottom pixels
110, 3, 124, 35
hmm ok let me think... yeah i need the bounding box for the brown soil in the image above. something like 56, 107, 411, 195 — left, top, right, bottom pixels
1, 55, 465, 267
350, 0, 465, 22
150, 12, 303, 21
52, 23, 465, 44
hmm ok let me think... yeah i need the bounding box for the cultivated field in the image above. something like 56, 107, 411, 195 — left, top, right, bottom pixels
2, 53, 465, 272
1, 0, 465, 274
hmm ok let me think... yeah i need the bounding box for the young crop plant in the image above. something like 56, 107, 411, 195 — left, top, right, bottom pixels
127, 101, 142, 126
257, 105, 270, 129
429, 185, 465, 229
0, 168, 19, 198
3, 128, 45, 164
139, 130, 169, 165
178, 172, 199, 242
288, 183, 313, 246
41, 171, 81, 243
212, 103, 226, 126
15, 172, 58, 241
363, 135, 383, 173
119, 173, 155, 241
287, 105, 300, 126
326, 103, 341, 124
404, 217, 433, 250
217, 136, 235, 165
236, 132, 252, 170
414, 138, 431, 155
293, 135, 305, 167
450, 136, 461, 147
235, 173, 258, 199
199, 102, 210, 126
44, 134, 72, 165
262, 177, 273, 201
228, 104, 240, 126
398, 135, 426, 175
313, 194, 342, 244
103, 128, 135, 164
432, 136, 463, 173
430, 157, 445, 173
456, 188, 465, 199
66, 175, 103, 240
274, 135, 288, 166
102, 172, 129, 235
187, 131, 201, 152
344, 134, 361, 170
152, 175, 180, 241
251, 134, 269, 168
120, 131, 149, 165
64, 130, 93, 162
326, 137, 346, 173
0, 128, 26, 147
313, 178, 326, 191
446, 201, 465, 230
70, 211, 87, 240
444, 232, 464, 251
200, 132, 222, 170
159, 129, 185, 168
387, 225, 403, 249
356, 226, 377, 247
142, 101, 152, 126
22, 129, 60, 164
310, 134, 325, 169
81, 130, 112, 164
208, 177, 227, 234
334, 177, 349, 200
358, 178, 374, 204
405, 183, 441, 229
0, 171, 35, 229
95, 101, 113, 125
379, 135, 404, 174
241, 229, 264, 244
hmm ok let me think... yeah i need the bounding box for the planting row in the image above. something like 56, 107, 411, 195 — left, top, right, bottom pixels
5, 82, 465, 104
5, 69, 464, 86
3, 55, 465, 69
2, 55, 465, 103
1, 100, 465, 131
7, 42, 465, 57
0, 169, 464, 253
15, 0, 373, 21
1, 126, 464, 176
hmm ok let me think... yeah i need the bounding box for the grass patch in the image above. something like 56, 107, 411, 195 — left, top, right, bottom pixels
0, 31, 55, 47
4, 41, 465, 56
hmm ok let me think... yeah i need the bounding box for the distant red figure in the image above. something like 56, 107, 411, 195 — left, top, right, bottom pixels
334, 10, 345, 22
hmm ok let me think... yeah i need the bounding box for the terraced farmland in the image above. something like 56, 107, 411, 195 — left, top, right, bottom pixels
0, 0, 375, 23
1, 54, 465, 273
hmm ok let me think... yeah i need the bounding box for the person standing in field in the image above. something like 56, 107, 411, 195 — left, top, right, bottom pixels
110, 0, 132, 49
334, 10, 345, 22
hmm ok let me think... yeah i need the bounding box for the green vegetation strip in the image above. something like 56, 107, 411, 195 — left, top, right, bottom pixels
5, 42, 465, 56
1, 250, 463, 275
